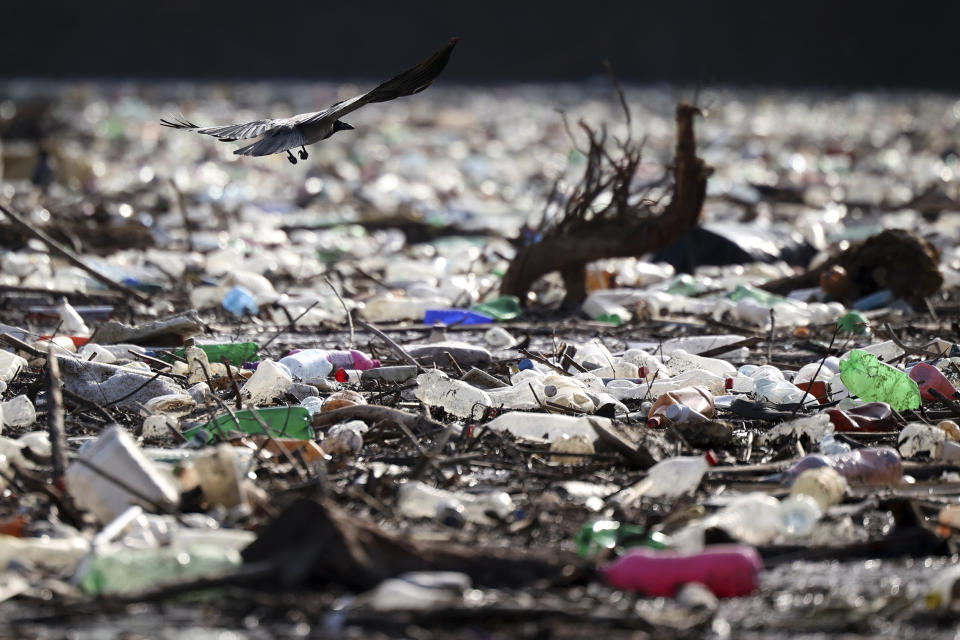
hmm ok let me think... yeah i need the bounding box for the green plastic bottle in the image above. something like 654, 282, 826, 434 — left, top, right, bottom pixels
82, 544, 242, 595
575, 520, 670, 557
836, 311, 871, 335
839, 349, 921, 411
470, 296, 522, 321
184, 406, 314, 442
169, 342, 260, 367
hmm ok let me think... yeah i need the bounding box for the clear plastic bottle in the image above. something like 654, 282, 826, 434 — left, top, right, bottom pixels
279, 349, 381, 382
81, 543, 243, 595
397, 481, 514, 525
542, 375, 595, 413
779, 494, 823, 535
665, 349, 736, 377
647, 386, 715, 428
662, 403, 710, 426
414, 369, 491, 419
630, 451, 718, 497
602, 544, 762, 597
752, 377, 819, 407
669, 368, 728, 394
485, 411, 603, 441
620, 348, 668, 380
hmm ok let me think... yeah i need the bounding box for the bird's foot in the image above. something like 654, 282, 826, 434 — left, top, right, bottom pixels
286, 151, 298, 164
299, 146, 308, 160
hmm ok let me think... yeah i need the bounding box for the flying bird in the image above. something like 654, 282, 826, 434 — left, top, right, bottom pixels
161, 38, 457, 164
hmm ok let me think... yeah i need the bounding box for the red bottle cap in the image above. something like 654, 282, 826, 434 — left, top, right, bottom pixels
638, 366, 649, 379
704, 450, 719, 466
725, 377, 734, 390
647, 415, 663, 429
334, 369, 349, 383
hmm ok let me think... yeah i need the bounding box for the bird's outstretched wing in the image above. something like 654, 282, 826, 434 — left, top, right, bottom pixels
233, 125, 307, 157
303, 37, 458, 127
159, 115, 288, 141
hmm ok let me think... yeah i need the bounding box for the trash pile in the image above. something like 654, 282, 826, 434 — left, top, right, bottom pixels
1, 83, 960, 637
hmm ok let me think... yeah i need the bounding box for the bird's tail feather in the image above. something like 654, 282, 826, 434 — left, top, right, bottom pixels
159, 115, 201, 130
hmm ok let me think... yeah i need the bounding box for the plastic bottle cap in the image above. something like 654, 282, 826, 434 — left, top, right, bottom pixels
725, 377, 734, 390
334, 369, 349, 383
638, 366, 649, 379
518, 359, 534, 371
647, 415, 663, 429
371, 359, 382, 368
704, 450, 719, 466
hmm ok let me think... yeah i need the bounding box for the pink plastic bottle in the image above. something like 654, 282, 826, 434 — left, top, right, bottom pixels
908, 363, 958, 402
782, 446, 903, 485
602, 544, 762, 597
327, 349, 381, 371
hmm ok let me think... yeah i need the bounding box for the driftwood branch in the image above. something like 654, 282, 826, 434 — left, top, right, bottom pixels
500, 103, 711, 306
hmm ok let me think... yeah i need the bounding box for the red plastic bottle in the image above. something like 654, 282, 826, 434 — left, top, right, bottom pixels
602, 544, 762, 597
826, 402, 898, 432
908, 363, 958, 402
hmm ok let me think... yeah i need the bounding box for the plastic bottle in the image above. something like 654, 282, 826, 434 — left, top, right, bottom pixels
826, 402, 898, 432
629, 451, 718, 497
838, 350, 921, 411
665, 349, 736, 377
620, 348, 669, 380
81, 543, 243, 595
752, 377, 819, 407
789, 467, 847, 511
602, 544, 762, 597
648, 386, 715, 428
239, 359, 292, 406
484, 412, 604, 442
908, 362, 959, 402
58, 298, 91, 336
397, 481, 514, 525
542, 375, 595, 413
361, 365, 419, 384
669, 368, 728, 394
170, 342, 259, 367
279, 349, 380, 382
606, 378, 683, 401
779, 494, 823, 535
662, 403, 710, 426
185, 406, 313, 442
781, 446, 903, 485
819, 433, 851, 455
222, 285, 259, 316
414, 369, 491, 419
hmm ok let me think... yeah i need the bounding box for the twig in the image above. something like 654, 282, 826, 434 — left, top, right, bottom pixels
792, 325, 840, 417
46, 343, 68, 484
0, 201, 151, 305
356, 319, 424, 372
260, 299, 321, 351
324, 275, 355, 349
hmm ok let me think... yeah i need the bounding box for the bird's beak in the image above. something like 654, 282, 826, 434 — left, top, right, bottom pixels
336, 121, 355, 131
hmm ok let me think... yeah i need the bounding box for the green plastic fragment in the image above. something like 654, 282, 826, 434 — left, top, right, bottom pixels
184, 406, 313, 442
725, 284, 794, 307
575, 520, 669, 557
838, 349, 921, 411
470, 296, 522, 321
837, 311, 871, 335
595, 314, 623, 326
169, 342, 260, 366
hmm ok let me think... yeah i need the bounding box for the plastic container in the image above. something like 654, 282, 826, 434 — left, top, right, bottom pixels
781, 446, 903, 485
838, 350, 921, 411
648, 386, 715, 428
414, 369, 491, 419
752, 377, 819, 407
908, 362, 959, 402
423, 308, 494, 325
193, 443, 245, 509
602, 544, 762, 597
65, 425, 180, 524
239, 359, 292, 405
630, 451, 718, 498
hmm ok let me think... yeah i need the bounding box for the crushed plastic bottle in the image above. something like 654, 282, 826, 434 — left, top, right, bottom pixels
239, 359, 292, 405
908, 362, 959, 402
838, 350, 921, 411
1, 395, 35, 428
624, 451, 718, 498
602, 544, 762, 598
665, 349, 736, 377
827, 402, 898, 432
648, 386, 715, 428
781, 446, 903, 485
414, 369, 491, 419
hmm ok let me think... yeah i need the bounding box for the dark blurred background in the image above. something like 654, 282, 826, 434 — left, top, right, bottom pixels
0, 0, 955, 89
